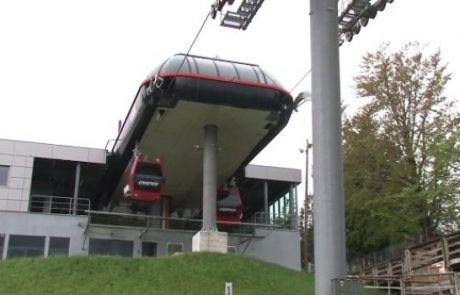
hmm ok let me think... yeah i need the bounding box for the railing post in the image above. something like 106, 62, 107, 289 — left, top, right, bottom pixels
454, 273, 459, 295
442, 237, 451, 269
400, 279, 405, 295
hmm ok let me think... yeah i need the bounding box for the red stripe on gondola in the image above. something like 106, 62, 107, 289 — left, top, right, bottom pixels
141, 72, 290, 95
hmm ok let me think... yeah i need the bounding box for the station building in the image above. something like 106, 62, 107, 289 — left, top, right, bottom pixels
0, 138, 302, 270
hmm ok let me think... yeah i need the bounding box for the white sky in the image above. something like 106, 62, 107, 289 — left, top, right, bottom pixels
1, 0, 459, 204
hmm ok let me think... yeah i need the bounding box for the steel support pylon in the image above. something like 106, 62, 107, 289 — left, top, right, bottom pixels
310, 0, 347, 293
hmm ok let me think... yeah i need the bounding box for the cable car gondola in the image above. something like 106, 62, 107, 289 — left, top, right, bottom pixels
216, 185, 243, 223
123, 155, 165, 204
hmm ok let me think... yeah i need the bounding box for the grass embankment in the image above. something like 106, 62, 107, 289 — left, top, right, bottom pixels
0, 252, 380, 295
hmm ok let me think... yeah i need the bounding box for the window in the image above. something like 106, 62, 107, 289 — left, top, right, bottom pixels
141, 242, 157, 257
48, 237, 70, 256
167, 243, 183, 256
89, 238, 133, 257
0, 165, 9, 186
7, 235, 45, 258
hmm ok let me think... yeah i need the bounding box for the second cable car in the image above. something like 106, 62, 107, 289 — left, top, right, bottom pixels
216, 185, 243, 223
123, 155, 165, 203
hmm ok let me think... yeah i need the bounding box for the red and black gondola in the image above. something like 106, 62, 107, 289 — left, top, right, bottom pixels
216, 185, 243, 223
123, 155, 165, 203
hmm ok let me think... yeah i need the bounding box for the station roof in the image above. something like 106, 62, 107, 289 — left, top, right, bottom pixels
240, 164, 302, 218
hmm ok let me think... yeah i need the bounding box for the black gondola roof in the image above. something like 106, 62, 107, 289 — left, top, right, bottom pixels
147, 54, 286, 92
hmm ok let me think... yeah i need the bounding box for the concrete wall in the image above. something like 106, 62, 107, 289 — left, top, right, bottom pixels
0, 211, 301, 270
0, 138, 106, 212
0, 211, 88, 258
233, 229, 301, 271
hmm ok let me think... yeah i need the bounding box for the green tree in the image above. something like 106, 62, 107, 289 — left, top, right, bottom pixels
344, 43, 460, 258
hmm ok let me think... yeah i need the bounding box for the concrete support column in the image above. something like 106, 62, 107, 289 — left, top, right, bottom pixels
193, 124, 228, 253
264, 181, 269, 224
310, 0, 347, 293
202, 124, 218, 232
73, 162, 81, 215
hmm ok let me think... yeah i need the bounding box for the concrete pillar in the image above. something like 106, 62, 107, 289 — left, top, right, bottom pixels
192, 124, 228, 253
202, 124, 218, 232
310, 0, 347, 293
73, 162, 81, 215
264, 181, 269, 224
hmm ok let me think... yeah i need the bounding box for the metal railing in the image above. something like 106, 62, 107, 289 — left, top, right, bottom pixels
351, 272, 460, 295
252, 212, 298, 230
29, 195, 90, 215
85, 210, 296, 236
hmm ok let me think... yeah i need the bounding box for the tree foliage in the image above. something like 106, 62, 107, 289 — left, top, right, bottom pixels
344, 43, 460, 258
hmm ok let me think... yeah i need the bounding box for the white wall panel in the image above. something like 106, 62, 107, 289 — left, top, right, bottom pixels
88, 149, 106, 163
0, 199, 7, 210
0, 188, 8, 198
12, 156, 27, 167
0, 140, 14, 154
0, 154, 13, 166
8, 189, 22, 201
20, 201, 29, 211
52, 146, 89, 162
26, 157, 34, 167
24, 167, 33, 179
6, 200, 21, 211
9, 166, 25, 178
14, 142, 53, 158
23, 179, 32, 190
9, 178, 24, 190
22, 190, 30, 200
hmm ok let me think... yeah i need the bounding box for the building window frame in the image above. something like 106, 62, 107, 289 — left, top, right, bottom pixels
48, 236, 70, 256
7, 235, 45, 258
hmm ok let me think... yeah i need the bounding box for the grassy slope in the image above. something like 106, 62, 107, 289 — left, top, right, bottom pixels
0, 253, 380, 295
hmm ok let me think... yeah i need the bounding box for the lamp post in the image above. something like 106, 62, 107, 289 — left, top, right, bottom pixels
300, 140, 313, 272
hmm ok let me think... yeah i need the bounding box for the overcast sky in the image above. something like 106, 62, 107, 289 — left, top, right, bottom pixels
1, 0, 459, 201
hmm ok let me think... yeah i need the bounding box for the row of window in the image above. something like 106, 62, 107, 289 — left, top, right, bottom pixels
0, 234, 184, 259
0, 235, 69, 258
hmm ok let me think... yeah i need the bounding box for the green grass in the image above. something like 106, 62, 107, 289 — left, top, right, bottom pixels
0, 252, 381, 295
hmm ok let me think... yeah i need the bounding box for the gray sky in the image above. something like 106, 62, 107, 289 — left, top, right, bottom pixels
1, 0, 459, 201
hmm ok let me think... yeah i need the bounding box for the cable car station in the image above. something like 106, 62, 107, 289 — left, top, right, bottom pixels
0, 54, 302, 270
